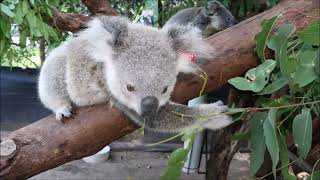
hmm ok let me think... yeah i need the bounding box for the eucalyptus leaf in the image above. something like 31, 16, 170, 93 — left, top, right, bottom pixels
1, 4, 15, 17
250, 112, 267, 175
292, 108, 312, 159
297, 21, 320, 46
263, 109, 279, 179
228, 59, 277, 92
294, 46, 319, 87
255, 16, 278, 61
279, 135, 296, 180
258, 77, 287, 95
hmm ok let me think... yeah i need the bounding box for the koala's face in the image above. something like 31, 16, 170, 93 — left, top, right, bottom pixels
106, 26, 179, 117
207, 1, 237, 30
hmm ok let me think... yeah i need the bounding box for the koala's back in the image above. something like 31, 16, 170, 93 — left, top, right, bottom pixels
39, 39, 109, 110
165, 7, 210, 30
65, 39, 109, 106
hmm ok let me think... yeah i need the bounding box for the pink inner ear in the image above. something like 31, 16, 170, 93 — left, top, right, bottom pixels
180, 52, 196, 62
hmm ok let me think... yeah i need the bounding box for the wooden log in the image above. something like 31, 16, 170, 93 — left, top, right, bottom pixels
0, 0, 318, 179
0, 104, 138, 179
81, 0, 117, 15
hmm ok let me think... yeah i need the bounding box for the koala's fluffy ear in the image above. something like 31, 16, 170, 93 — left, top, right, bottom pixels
97, 16, 129, 47
164, 25, 214, 74
78, 16, 129, 62
207, 1, 220, 15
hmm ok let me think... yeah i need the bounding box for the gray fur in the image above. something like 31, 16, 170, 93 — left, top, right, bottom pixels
38, 16, 232, 132
164, 1, 237, 32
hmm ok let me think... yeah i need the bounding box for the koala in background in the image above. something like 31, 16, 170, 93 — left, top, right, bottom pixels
38, 16, 232, 132
164, 0, 237, 36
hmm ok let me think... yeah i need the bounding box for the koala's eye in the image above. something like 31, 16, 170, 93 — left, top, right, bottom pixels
162, 86, 168, 94
127, 84, 135, 92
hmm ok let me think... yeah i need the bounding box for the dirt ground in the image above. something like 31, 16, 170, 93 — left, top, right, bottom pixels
30, 151, 250, 180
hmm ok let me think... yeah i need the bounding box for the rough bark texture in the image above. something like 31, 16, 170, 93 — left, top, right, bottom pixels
52, 11, 91, 32
81, 0, 117, 15
52, 0, 117, 32
0, 104, 138, 179
0, 0, 319, 179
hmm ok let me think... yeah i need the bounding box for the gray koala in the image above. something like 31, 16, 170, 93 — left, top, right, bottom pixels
164, 0, 237, 35
38, 16, 232, 132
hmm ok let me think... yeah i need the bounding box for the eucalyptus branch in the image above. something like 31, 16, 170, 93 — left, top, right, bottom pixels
171, 100, 320, 118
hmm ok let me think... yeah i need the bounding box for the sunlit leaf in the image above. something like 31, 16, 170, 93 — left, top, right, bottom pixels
1, 4, 15, 17
228, 60, 277, 92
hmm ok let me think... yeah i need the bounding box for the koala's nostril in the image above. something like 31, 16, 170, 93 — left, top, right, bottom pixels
141, 96, 159, 116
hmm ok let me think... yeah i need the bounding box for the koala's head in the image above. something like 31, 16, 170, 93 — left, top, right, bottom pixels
81, 16, 213, 117
206, 1, 237, 30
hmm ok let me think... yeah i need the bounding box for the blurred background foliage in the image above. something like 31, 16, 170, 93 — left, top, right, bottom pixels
0, 0, 277, 69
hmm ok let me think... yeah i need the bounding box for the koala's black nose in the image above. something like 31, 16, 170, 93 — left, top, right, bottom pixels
141, 96, 159, 117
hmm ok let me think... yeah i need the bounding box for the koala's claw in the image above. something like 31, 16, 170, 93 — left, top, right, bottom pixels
213, 100, 224, 106
55, 105, 72, 121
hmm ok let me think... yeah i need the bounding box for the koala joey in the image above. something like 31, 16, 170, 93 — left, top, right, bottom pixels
164, 0, 237, 36
38, 16, 233, 133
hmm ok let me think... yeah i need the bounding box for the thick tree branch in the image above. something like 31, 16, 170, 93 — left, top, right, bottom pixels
52, 11, 91, 32
81, 0, 117, 15
51, 0, 117, 32
0, 0, 319, 179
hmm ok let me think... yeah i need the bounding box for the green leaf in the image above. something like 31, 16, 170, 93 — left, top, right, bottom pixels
297, 21, 320, 46
279, 135, 296, 180
1, 3, 15, 17
19, 28, 28, 47
267, 23, 294, 50
250, 112, 267, 175
307, 171, 320, 180
21, 0, 29, 15
293, 46, 319, 87
161, 148, 189, 180
258, 77, 287, 95
277, 34, 295, 88
161, 131, 195, 180
255, 16, 279, 61
228, 59, 277, 92
277, 23, 294, 37
26, 11, 41, 37
263, 109, 279, 179
292, 108, 312, 159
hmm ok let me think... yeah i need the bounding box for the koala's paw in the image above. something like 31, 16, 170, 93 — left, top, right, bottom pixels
211, 100, 228, 112
55, 105, 72, 121
201, 101, 233, 130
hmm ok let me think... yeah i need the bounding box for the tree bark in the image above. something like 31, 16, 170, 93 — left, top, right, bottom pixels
51, 0, 117, 32
39, 37, 46, 64
81, 0, 117, 15
0, 0, 318, 179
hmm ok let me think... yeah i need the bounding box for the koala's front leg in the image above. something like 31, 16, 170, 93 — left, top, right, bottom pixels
145, 101, 233, 132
